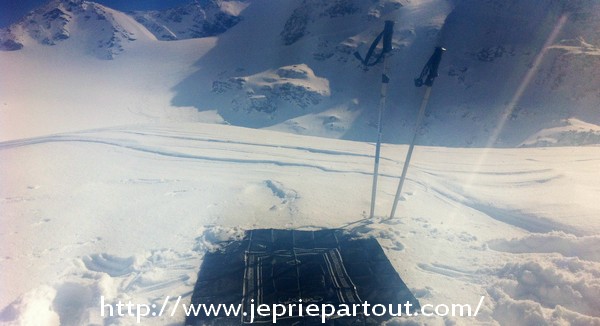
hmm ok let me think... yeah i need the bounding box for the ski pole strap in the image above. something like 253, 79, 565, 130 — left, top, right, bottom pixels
354, 20, 394, 67
414, 46, 446, 87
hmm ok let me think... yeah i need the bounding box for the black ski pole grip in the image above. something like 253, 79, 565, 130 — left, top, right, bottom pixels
382, 20, 394, 54
424, 46, 445, 86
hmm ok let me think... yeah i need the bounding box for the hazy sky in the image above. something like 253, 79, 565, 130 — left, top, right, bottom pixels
0, 0, 192, 27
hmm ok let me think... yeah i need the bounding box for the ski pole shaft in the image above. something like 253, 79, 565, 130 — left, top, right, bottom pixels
369, 20, 394, 219
389, 47, 445, 219
369, 58, 389, 219
389, 86, 431, 218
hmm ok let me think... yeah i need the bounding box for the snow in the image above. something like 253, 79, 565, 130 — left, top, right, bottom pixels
103, 5, 158, 42
218, 63, 331, 114
1, 0, 600, 325
0, 35, 217, 141
219, 1, 250, 17
1, 123, 599, 325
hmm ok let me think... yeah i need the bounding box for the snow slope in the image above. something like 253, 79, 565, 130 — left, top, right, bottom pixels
1, 123, 599, 325
0, 27, 218, 142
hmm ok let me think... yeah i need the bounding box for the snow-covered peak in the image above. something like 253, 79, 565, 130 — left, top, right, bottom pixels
0, 0, 155, 59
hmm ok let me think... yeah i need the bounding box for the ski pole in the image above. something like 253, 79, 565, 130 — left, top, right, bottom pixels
389, 47, 445, 219
355, 20, 394, 219
371, 21, 394, 219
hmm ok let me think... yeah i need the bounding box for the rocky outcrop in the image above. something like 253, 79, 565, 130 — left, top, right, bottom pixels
130, 0, 245, 41
212, 64, 330, 114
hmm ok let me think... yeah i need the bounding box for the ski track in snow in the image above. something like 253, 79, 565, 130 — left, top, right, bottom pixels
115, 129, 399, 163
422, 182, 585, 236
464, 201, 584, 236
0, 133, 400, 178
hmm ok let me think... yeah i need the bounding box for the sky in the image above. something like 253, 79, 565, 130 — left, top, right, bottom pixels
0, 0, 192, 27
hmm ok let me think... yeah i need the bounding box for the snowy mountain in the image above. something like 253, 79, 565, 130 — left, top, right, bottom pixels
1, 0, 599, 145
129, 0, 247, 41
0, 0, 157, 59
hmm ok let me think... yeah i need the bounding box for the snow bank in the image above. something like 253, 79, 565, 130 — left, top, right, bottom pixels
489, 256, 600, 325
0, 286, 60, 326
489, 231, 600, 262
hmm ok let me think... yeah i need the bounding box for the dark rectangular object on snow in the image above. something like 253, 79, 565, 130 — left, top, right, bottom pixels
186, 229, 420, 325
